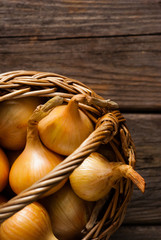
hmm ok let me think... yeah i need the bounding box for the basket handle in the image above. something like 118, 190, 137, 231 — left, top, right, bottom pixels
0, 111, 125, 223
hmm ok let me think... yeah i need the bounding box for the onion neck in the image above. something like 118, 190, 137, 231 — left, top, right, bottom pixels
26, 124, 41, 146
26, 96, 63, 146
117, 164, 131, 178
66, 98, 80, 118
106, 162, 124, 182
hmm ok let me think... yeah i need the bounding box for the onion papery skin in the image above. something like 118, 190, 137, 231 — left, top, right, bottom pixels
38, 100, 94, 156
42, 182, 93, 240
0, 148, 10, 192
0, 97, 41, 150
69, 152, 122, 201
70, 152, 145, 201
9, 137, 66, 197
0, 202, 57, 240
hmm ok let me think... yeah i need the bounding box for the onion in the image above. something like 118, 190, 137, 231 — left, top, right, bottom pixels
38, 96, 94, 156
5, 149, 22, 166
0, 202, 58, 240
70, 152, 145, 201
42, 182, 93, 240
9, 97, 67, 197
0, 97, 41, 150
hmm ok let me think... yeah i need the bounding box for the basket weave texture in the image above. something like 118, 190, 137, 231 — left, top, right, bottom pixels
0, 70, 136, 240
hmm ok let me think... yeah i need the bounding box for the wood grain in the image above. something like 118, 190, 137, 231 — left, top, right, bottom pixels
0, 0, 161, 38
123, 114, 161, 224
111, 225, 161, 240
0, 35, 161, 111
0, 0, 161, 237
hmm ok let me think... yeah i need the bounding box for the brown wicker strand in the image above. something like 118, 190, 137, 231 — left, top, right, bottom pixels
0, 112, 121, 223
0, 70, 139, 240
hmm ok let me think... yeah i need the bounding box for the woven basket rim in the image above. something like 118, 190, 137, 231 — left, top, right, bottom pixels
0, 70, 136, 240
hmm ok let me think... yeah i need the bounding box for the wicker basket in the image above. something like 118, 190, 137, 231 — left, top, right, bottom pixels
0, 70, 136, 240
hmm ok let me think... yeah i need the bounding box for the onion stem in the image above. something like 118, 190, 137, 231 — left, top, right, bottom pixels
28, 96, 64, 126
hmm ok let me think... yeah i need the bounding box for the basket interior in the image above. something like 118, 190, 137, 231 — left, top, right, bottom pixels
0, 70, 136, 240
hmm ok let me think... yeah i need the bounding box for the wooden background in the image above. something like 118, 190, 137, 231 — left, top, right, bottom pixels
0, 0, 161, 239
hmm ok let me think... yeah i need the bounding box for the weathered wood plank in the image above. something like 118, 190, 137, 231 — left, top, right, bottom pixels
123, 114, 161, 224
0, 0, 160, 236
111, 225, 161, 240
0, 0, 161, 38
0, 36, 161, 111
